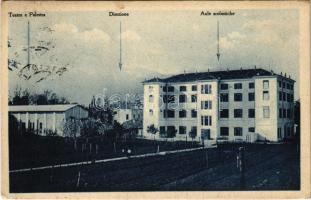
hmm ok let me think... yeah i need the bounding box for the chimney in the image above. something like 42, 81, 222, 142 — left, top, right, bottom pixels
285, 73, 287, 78
254, 65, 257, 69
271, 70, 274, 75
289, 75, 291, 79
281, 72, 283, 76
208, 69, 210, 72
227, 68, 229, 72
240, 67, 243, 70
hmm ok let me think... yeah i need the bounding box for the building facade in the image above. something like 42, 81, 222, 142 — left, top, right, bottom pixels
9, 104, 88, 136
142, 68, 295, 143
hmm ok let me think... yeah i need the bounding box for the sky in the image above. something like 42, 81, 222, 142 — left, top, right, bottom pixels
8, 9, 299, 105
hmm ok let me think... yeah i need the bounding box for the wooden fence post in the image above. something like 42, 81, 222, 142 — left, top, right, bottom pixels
238, 147, 245, 189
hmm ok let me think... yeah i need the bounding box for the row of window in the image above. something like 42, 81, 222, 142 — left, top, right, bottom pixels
279, 92, 294, 102
220, 80, 270, 90
150, 92, 293, 104
278, 81, 294, 90
151, 80, 293, 94
159, 126, 198, 136
220, 107, 270, 118
162, 109, 197, 118
220, 127, 254, 136
220, 82, 254, 90
220, 91, 269, 102
277, 126, 294, 138
279, 108, 293, 119
162, 85, 198, 93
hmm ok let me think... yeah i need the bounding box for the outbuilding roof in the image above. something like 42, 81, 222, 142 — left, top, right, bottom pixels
143, 68, 294, 83
9, 104, 83, 112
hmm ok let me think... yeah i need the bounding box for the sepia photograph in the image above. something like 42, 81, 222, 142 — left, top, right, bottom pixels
1, 1, 310, 199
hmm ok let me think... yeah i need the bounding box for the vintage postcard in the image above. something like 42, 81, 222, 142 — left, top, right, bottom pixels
1, 1, 310, 199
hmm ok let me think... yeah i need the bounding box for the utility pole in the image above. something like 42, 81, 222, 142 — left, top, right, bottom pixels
119, 21, 122, 71
27, 21, 30, 66
216, 20, 221, 62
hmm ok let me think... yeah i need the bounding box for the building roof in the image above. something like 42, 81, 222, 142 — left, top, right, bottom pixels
143, 68, 294, 83
9, 104, 83, 112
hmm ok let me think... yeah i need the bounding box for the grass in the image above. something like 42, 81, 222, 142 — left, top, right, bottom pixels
9, 143, 300, 192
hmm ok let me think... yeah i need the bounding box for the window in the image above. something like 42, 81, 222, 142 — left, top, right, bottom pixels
283, 92, 286, 101
168, 86, 174, 92
149, 109, 153, 116
234, 93, 243, 101
179, 95, 187, 103
126, 114, 129, 120
220, 84, 228, 90
164, 110, 175, 118
286, 83, 291, 89
234, 109, 243, 118
160, 126, 166, 135
279, 92, 282, 101
248, 93, 255, 101
278, 127, 282, 138
220, 93, 229, 102
190, 126, 197, 137
163, 86, 174, 92
180, 86, 187, 92
234, 83, 242, 89
201, 129, 211, 139
263, 91, 269, 100
201, 116, 212, 126
263, 106, 270, 118
220, 109, 229, 118
287, 93, 291, 102
278, 81, 282, 88
163, 95, 175, 103
179, 126, 186, 134
220, 127, 229, 136
234, 127, 243, 136
287, 109, 291, 118
279, 108, 282, 118
167, 126, 176, 137
201, 84, 212, 94
39, 122, 43, 129
248, 127, 255, 132
201, 101, 212, 109
192, 85, 197, 91
248, 109, 255, 118
191, 109, 197, 118
263, 80, 269, 89
282, 82, 286, 88
148, 86, 153, 92
179, 110, 187, 118
149, 95, 154, 102
283, 109, 286, 118
191, 94, 197, 102
249, 82, 255, 89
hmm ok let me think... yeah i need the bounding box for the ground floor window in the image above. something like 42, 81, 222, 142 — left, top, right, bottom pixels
201, 129, 211, 139
159, 126, 166, 136
179, 126, 186, 134
278, 127, 282, 138
248, 127, 255, 132
220, 127, 229, 136
234, 127, 243, 136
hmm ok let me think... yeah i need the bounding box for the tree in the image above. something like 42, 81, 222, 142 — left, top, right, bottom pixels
147, 124, 159, 141
189, 127, 197, 144
9, 87, 69, 105
62, 117, 82, 150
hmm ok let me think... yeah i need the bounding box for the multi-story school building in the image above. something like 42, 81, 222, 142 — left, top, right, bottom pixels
142, 68, 295, 143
